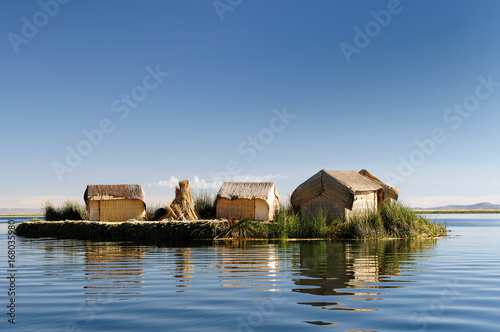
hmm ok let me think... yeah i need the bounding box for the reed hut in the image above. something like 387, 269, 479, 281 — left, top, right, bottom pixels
216, 182, 280, 221
291, 169, 398, 219
84, 184, 146, 222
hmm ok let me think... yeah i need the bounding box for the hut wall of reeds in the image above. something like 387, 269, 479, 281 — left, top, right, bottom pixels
215, 182, 280, 221
291, 170, 396, 219
84, 184, 146, 222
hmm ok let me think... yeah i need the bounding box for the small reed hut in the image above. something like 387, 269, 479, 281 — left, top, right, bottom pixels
291, 169, 398, 219
216, 182, 280, 221
84, 184, 146, 222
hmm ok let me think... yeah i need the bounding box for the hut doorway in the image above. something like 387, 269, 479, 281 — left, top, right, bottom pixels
254, 200, 269, 221
88, 201, 100, 221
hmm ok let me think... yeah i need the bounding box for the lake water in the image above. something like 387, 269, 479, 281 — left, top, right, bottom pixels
1, 215, 500, 331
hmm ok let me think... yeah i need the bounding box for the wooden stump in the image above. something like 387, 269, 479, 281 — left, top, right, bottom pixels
159, 180, 198, 221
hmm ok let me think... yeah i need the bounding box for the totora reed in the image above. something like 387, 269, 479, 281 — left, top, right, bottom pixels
16, 201, 446, 241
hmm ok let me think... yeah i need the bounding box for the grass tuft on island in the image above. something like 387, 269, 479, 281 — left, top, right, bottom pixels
44, 201, 87, 221
16, 200, 446, 241
335, 201, 446, 239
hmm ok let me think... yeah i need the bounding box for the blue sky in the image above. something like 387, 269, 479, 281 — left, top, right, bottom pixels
1, 0, 500, 209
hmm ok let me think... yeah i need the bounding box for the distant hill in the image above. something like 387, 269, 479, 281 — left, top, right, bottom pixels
0, 208, 44, 215
416, 202, 500, 211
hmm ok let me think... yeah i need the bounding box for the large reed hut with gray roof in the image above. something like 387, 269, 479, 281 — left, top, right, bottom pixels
216, 182, 280, 221
291, 169, 398, 219
84, 184, 146, 222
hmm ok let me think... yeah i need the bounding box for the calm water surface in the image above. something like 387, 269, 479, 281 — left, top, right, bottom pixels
1, 215, 500, 331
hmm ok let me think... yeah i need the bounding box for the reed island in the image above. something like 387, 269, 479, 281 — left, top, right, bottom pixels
15, 169, 446, 241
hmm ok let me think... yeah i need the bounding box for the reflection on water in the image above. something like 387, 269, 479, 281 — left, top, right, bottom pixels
215, 241, 280, 290
32, 238, 439, 308
84, 243, 145, 301
292, 239, 438, 318
14, 234, 446, 331
172, 248, 193, 292
9, 215, 500, 331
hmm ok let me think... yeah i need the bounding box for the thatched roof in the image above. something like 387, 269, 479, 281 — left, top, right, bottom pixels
291, 170, 382, 210
217, 182, 279, 207
84, 184, 145, 205
358, 169, 399, 201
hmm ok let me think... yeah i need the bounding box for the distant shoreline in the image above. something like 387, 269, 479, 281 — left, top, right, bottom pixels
414, 210, 500, 214
0, 214, 44, 217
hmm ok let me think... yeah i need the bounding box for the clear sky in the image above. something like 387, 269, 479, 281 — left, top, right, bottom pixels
1, 0, 500, 209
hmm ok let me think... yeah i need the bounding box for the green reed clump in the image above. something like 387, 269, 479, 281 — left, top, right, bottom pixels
267, 200, 445, 239
335, 209, 387, 239
382, 201, 446, 237
336, 201, 446, 239
220, 218, 268, 239
298, 209, 329, 238
268, 206, 331, 239
44, 202, 59, 221
44, 201, 87, 221
268, 206, 299, 238
194, 191, 217, 219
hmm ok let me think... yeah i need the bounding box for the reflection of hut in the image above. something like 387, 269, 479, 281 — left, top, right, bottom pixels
84, 243, 145, 301
291, 169, 398, 219
216, 245, 279, 289
346, 256, 380, 287
172, 249, 193, 292
216, 182, 280, 221
84, 184, 146, 222
293, 242, 352, 296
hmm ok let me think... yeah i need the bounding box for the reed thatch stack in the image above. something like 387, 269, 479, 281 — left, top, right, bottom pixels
159, 180, 198, 221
